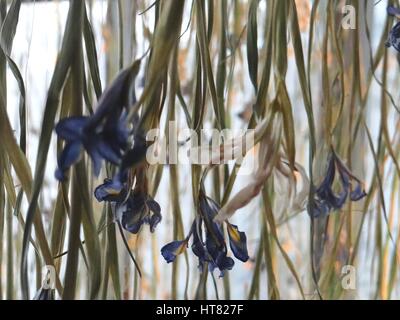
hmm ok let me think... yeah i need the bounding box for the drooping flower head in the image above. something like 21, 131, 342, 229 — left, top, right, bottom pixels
160, 191, 249, 277
161, 239, 189, 263
226, 222, 249, 262
94, 163, 161, 235
310, 150, 367, 218
199, 194, 234, 275
120, 189, 161, 234
94, 178, 127, 203
55, 67, 136, 181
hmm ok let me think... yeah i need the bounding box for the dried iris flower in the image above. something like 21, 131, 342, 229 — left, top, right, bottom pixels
55, 68, 134, 181
94, 167, 161, 235
121, 189, 161, 234
161, 191, 249, 277
310, 150, 366, 218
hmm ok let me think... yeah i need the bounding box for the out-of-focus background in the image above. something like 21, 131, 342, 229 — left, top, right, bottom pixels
1, 0, 399, 300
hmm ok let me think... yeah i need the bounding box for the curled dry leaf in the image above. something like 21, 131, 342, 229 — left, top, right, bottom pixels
273, 164, 296, 219
290, 162, 310, 213
273, 161, 310, 222
214, 115, 283, 222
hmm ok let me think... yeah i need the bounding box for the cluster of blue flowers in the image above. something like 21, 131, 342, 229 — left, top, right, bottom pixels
161, 191, 249, 277
54, 64, 367, 277
55, 67, 157, 234
95, 175, 161, 234
55, 68, 136, 181
55, 66, 249, 275
309, 151, 366, 218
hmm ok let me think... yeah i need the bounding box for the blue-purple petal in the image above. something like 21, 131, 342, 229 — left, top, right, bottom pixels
191, 223, 208, 270
147, 198, 161, 215
121, 211, 144, 234
215, 255, 234, 277
95, 139, 122, 165
85, 143, 103, 176
94, 178, 125, 202
120, 135, 148, 173
388, 6, 400, 16
309, 199, 330, 218
149, 212, 162, 233
161, 240, 187, 263
55, 141, 82, 181
55, 116, 88, 141
90, 69, 131, 124
120, 192, 148, 234
227, 223, 249, 262
350, 184, 367, 201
